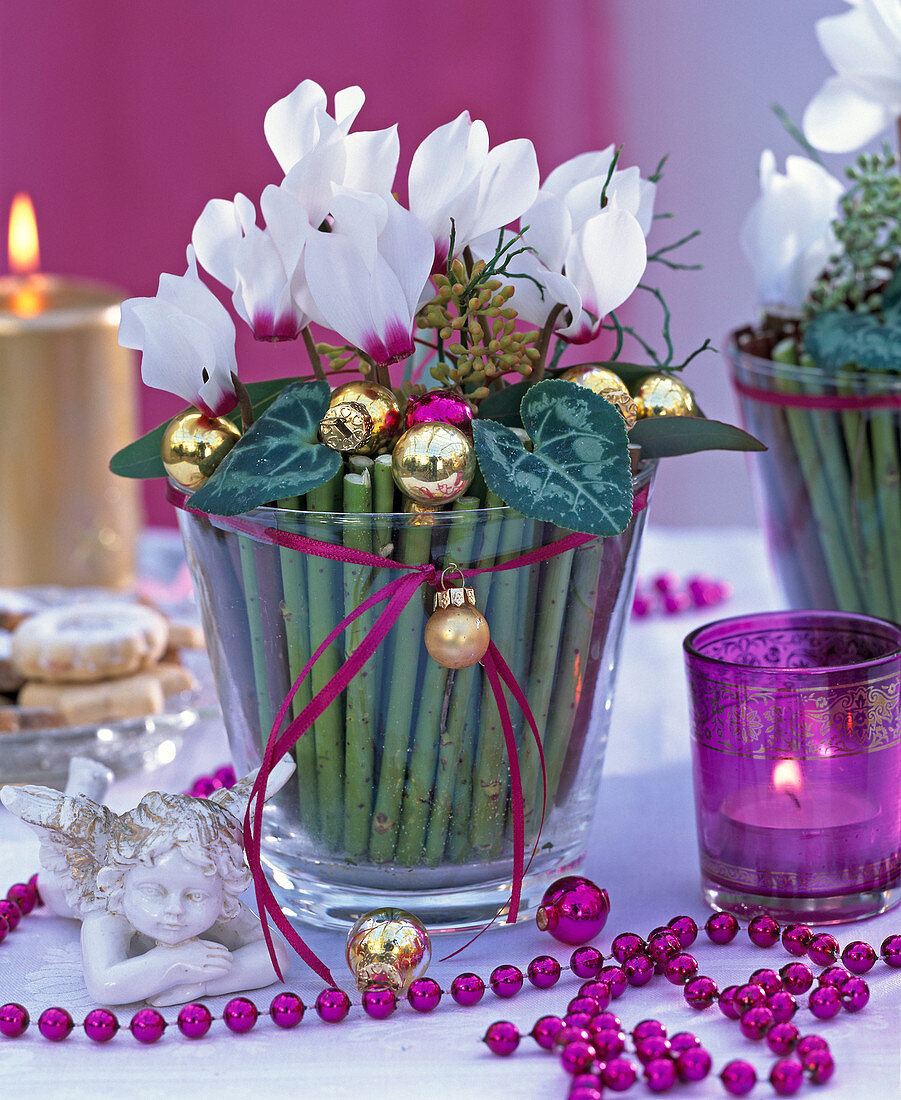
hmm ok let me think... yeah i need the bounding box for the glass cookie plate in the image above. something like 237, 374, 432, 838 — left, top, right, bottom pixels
0, 585, 219, 787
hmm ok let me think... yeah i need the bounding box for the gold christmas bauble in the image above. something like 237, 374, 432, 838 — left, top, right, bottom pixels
319, 400, 374, 452
424, 604, 490, 668
560, 364, 639, 429
160, 409, 241, 490
633, 374, 697, 418
345, 908, 431, 993
328, 381, 401, 454
391, 423, 476, 506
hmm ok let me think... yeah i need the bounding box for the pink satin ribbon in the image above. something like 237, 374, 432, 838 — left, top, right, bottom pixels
170, 482, 648, 986
732, 376, 901, 410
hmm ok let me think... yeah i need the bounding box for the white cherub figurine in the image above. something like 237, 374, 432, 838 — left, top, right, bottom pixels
0, 759, 292, 1007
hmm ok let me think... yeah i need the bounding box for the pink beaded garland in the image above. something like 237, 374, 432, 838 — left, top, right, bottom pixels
749, 967, 781, 996
769, 1058, 805, 1097
601, 1056, 638, 1092
489, 964, 523, 998
578, 981, 611, 1010
747, 914, 780, 948
130, 1008, 166, 1044
622, 952, 654, 987
482, 1020, 520, 1056
705, 911, 739, 944
569, 946, 603, 979
818, 964, 851, 990
591, 1027, 626, 1058
808, 985, 842, 1020
804, 1048, 836, 1084
560, 1038, 596, 1075
0, 1002, 29, 1038
611, 932, 645, 963
767, 1022, 800, 1055
535, 875, 609, 946
842, 940, 878, 974
739, 1005, 775, 1040
667, 914, 698, 947
530, 1015, 565, 1050
407, 977, 441, 1012
634, 1036, 671, 1065
841, 977, 870, 1012
734, 982, 767, 1014
767, 991, 798, 1023
588, 1010, 621, 1032
807, 932, 840, 966
526, 954, 561, 988
316, 988, 351, 1023
676, 1045, 712, 1082
268, 991, 305, 1029
450, 972, 485, 1006
779, 962, 814, 995
684, 974, 718, 1009
632, 1018, 666, 1042
720, 1059, 757, 1096
38, 1006, 74, 1041
646, 929, 681, 970
223, 997, 258, 1033
362, 984, 396, 1020
669, 1031, 700, 1054
83, 1007, 118, 1043
177, 1002, 213, 1039
644, 1056, 677, 1093
552, 1024, 592, 1052
795, 1034, 829, 1059
781, 923, 813, 956
663, 951, 698, 985
598, 964, 627, 998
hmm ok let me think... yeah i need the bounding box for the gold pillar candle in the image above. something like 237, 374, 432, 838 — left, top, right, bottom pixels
0, 272, 141, 589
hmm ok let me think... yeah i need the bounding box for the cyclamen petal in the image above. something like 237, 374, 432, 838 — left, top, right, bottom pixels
264, 79, 330, 173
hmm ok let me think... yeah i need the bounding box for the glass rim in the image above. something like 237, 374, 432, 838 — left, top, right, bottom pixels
683, 608, 901, 675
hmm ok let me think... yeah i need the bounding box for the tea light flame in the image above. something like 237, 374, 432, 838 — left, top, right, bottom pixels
773, 759, 803, 808
8, 193, 40, 275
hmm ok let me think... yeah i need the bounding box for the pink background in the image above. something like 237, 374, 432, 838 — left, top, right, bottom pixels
0, 0, 618, 527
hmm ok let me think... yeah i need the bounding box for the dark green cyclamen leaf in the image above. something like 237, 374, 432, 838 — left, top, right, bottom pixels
629, 415, 766, 458
189, 380, 341, 515
476, 378, 528, 427
881, 267, 901, 313
473, 379, 633, 537
804, 310, 901, 373
109, 377, 299, 479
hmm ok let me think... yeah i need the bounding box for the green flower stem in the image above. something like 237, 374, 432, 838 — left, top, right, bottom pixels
446, 683, 481, 862
373, 454, 396, 552
342, 471, 377, 859
467, 504, 526, 855
870, 404, 901, 619
396, 496, 481, 865
368, 514, 433, 863
237, 535, 275, 744
306, 467, 346, 851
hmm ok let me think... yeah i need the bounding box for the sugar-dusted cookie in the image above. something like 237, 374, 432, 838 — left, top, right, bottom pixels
12, 603, 169, 683
18, 672, 165, 726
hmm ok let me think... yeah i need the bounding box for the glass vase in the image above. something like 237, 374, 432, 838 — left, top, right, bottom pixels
728, 331, 901, 620
175, 464, 654, 932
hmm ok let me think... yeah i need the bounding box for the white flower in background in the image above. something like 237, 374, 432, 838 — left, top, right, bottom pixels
192, 193, 308, 340
741, 150, 844, 312
119, 246, 238, 416
538, 147, 657, 238
301, 190, 434, 365
803, 0, 901, 153
408, 112, 539, 269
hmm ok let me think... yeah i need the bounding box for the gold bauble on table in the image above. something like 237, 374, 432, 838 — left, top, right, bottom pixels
345, 907, 431, 993
560, 364, 639, 429
161, 409, 241, 490
325, 381, 401, 455
424, 585, 490, 669
392, 422, 476, 506
633, 373, 697, 418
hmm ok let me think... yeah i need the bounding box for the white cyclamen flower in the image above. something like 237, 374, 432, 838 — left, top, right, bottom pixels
301, 190, 434, 366
192, 193, 308, 340
741, 150, 844, 312
119, 246, 238, 417
803, 0, 901, 153
408, 111, 539, 269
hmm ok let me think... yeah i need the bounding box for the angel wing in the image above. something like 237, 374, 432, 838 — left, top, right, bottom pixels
0, 785, 120, 918
208, 758, 295, 822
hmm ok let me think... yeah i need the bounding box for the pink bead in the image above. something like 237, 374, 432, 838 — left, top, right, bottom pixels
646, 929, 681, 968
223, 997, 258, 1033
568, 1090, 603, 1100
720, 1059, 757, 1096
489, 964, 523, 998
663, 591, 691, 614
38, 1007, 74, 1041
28, 873, 42, 907
530, 1015, 565, 1050
7, 882, 37, 916
536, 876, 609, 946
676, 1046, 712, 1082
588, 1010, 621, 1032
578, 981, 611, 1010
571, 1074, 602, 1092
779, 962, 813, 994
0, 914, 8, 944
527, 954, 561, 988
190, 776, 217, 798
769, 1058, 805, 1096
611, 931, 645, 962
795, 1034, 829, 1059
130, 1008, 166, 1043
705, 911, 739, 944
747, 913, 780, 947
568, 996, 601, 1016
634, 1036, 671, 1065
483, 1020, 520, 1056
564, 1011, 593, 1029
807, 931, 839, 966
623, 952, 654, 986
177, 1002, 213, 1038
818, 965, 851, 990
684, 974, 718, 1009
767, 1022, 800, 1055
781, 923, 813, 956
808, 985, 842, 1020
407, 977, 441, 1012
268, 991, 305, 1029
841, 977, 870, 1012
663, 952, 698, 985
83, 1008, 118, 1042
597, 964, 627, 998
632, 1018, 666, 1042
560, 1039, 596, 1075
734, 982, 766, 1014
767, 991, 798, 1023
214, 764, 237, 787
451, 972, 485, 1006
653, 571, 680, 594
0, 1002, 29, 1038
569, 946, 603, 979
631, 592, 653, 619
718, 985, 741, 1020
0, 899, 22, 932
804, 1049, 836, 1084
553, 1025, 592, 1052
644, 1057, 677, 1093
667, 914, 698, 947
404, 389, 474, 437
362, 985, 396, 1019
881, 934, 901, 967
602, 1057, 638, 1092
739, 1006, 774, 1040
591, 1027, 625, 1059
842, 940, 877, 974
749, 967, 782, 995
669, 1031, 700, 1054
316, 988, 351, 1022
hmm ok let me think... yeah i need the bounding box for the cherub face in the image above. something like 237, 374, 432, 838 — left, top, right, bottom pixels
121, 847, 224, 945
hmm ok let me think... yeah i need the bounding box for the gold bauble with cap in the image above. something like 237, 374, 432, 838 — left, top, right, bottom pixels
345, 908, 431, 993
391, 422, 476, 506
324, 380, 401, 455
160, 409, 241, 490
424, 582, 490, 668
633, 373, 697, 418
560, 364, 639, 429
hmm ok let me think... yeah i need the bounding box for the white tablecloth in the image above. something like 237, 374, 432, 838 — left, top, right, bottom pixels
1, 528, 898, 1099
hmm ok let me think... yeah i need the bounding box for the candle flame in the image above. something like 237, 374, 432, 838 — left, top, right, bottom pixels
772, 759, 803, 796
8, 193, 40, 275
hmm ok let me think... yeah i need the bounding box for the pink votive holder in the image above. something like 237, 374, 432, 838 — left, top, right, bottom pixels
684, 610, 901, 923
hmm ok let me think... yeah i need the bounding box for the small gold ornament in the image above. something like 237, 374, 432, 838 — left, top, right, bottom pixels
633, 374, 697, 418
345, 907, 431, 993
160, 409, 241, 490
560, 364, 639, 430
318, 400, 374, 452
327, 381, 401, 455
392, 423, 476, 506
424, 569, 490, 669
